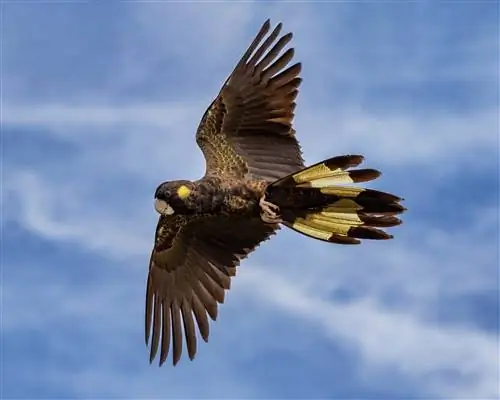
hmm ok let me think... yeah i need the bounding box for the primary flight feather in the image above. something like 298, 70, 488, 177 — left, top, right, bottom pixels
146, 19, 406, 366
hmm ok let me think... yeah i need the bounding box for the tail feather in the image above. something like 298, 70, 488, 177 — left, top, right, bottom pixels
273, 155, 380, 187
266, 155, 406, 245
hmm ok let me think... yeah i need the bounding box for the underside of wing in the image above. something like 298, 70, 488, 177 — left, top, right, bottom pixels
196, 19, 305, 182
145, 214, 278, 366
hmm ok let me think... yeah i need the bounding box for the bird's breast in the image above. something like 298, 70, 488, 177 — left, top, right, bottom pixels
194, 178, 264, 217
221, 180, 265, 216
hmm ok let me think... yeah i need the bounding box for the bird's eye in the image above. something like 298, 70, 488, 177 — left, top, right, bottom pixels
154, 198, 175, 216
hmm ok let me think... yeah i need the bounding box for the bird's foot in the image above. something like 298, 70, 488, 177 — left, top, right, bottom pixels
259, 196, 282, 224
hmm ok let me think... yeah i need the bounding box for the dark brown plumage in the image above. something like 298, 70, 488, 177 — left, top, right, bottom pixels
146, 19, 406, 366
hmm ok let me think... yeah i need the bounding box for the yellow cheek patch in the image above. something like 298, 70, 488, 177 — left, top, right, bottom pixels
177, 185, 191, 199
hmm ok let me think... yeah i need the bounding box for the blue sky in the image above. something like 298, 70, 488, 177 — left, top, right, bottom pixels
2, 1, 499, 399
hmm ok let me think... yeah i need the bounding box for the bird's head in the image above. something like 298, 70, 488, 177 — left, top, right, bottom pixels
154, 180, 194, 216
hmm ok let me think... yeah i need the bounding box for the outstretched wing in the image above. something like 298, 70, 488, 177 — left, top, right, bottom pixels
196, 19, 305, 182
145, 214, 277, 366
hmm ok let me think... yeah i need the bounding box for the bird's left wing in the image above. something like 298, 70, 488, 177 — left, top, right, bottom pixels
145, 214, 277, 366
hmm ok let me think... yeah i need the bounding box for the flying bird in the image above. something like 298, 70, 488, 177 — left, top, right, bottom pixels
146, 19, 406, 366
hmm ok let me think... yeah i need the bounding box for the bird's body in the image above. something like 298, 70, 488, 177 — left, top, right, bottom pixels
145, 19, 406, 366
155, 177, 269, 219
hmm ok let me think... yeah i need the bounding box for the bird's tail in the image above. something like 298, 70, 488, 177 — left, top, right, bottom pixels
265, 155, 406, 244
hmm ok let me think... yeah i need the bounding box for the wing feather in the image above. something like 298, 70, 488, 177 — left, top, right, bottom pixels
191, 292, 210, 342
149, 294, 161, 363
160, 301, 171, 365
181, 300, 197, 360
171, 300, 183, 366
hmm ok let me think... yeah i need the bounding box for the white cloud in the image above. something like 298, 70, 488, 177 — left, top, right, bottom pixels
296, 107, 498, 170
2, 103, 196, 130
4, 102, 497, 176
2, 277, 262, 399
237, 267, 499, 399
3, 171, 152, 260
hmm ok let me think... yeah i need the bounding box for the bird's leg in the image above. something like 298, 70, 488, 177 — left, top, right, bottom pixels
259, 195, 282, 224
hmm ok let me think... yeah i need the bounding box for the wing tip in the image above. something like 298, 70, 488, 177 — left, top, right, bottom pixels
261, 18, 272, 34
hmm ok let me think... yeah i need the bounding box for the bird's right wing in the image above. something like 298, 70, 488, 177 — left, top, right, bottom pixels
145, 214, 277, 366
195, 19, 305, 182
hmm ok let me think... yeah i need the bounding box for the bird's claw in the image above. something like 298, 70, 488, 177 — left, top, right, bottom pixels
259, 196, 282, 224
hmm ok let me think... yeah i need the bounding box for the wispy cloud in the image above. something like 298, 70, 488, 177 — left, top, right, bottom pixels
238, 267, 498, 399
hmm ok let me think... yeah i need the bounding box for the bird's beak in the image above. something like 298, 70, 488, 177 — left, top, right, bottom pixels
154, 198, 175, 216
